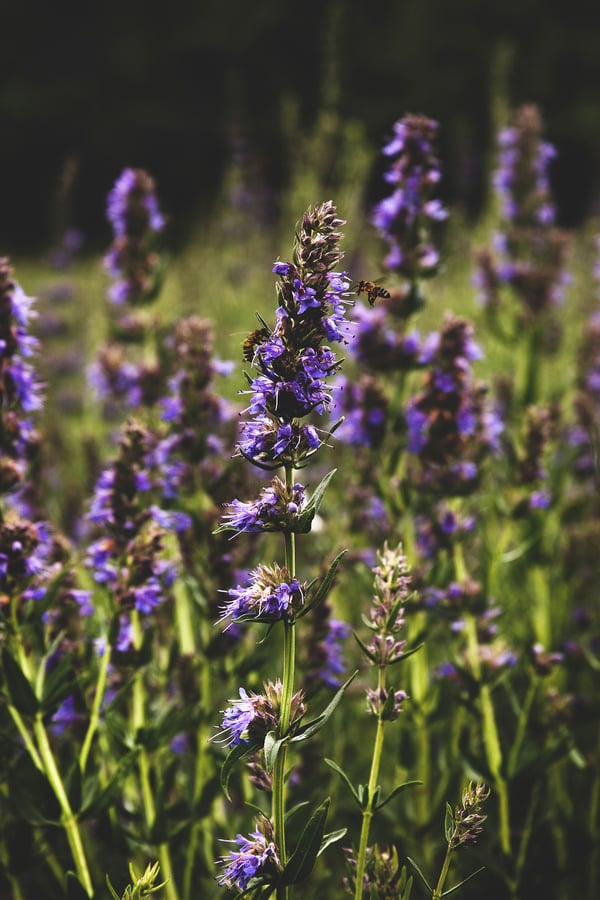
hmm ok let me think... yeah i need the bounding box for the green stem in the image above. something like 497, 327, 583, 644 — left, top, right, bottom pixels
432, 844, 453, 900
33, 715, 94, 897
130, 612, 180, 900
7, 702, 43, 771
354, 669, 386, 900
506, 678, 537, 779
464, 614, 511, 856
273, 467, 298, 900
10, 603, 93, 895
183, 658, 214, 900
80, 636, 110, 773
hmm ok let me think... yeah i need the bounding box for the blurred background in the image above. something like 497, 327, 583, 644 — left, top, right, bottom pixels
2, 0, 599, 255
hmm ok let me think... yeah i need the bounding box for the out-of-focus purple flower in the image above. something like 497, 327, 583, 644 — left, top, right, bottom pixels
103, 168, 165, 307
50, 695, 81, 735
475, 104, 571, 317
317, 618, 351, 688
372, 114, 447, 283
82, 421, 186, 625
0, 259, 44, 495
404, 315, 500, 495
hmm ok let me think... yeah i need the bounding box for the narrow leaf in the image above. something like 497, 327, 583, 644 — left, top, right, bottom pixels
324, 758, 361, 807
66, 873, 89, 900
442, 866, 486, 895
387, 643, 424, 666
375, 780, 422, 811
40, 653, 75, 716
105, 874, 121, 900
296, 469, 337, 533
299, 549, 348, 617
285, 801, 311, 824
290, 670, 358, 743
352, 631, 378, 663
406, 857, 433, 894
220, 741, 260, 802
444, 802, 455, 844
264, 730, 288, 774
80, 749, 139, 819
2, 648, 39, 715
318, 828, 347, 856
281, 798, 330, 885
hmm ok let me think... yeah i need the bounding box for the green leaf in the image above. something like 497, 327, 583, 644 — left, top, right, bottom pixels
41, 653, 75, 716
285, 801, 311, 824
281, 798, 330, 885
290, 670, 358, 743
66, 872, 90, 900
298, 549, 348, 618
442, 866, 486, 895
444, 801, 455, 844
406, 856, 433, 894
2, 648, 39, 715
263, 730, 288, 774
386, 643, 424, 667
8, 755, 61, 825
380, 686, 398, 720
375, 780, 422, 812
295, 469, 337, 533
108, 612, 122, 648
105, 873, 121, 900
65, 760, 82, 814
318, 828, 347, 855
352, 631, 378, 663
220, 741, 260, 802
80, 749, 139, 819
324, 758, 361, 807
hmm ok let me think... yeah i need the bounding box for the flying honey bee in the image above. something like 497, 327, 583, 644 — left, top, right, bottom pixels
355, 279, 391, 306
242, 326, 271, 362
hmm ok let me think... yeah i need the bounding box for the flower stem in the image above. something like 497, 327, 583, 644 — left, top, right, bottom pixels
432, 844, 453, 900
33, 715, 94, 896
463, 613, 511, 856
80, 636, 110, 773
273, 467, 298, 900
10, 603, 94, 895
354, 668, 386, 900
131, 612, 180, 900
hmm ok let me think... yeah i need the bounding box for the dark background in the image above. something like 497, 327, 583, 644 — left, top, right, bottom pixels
2, 0, 599, 253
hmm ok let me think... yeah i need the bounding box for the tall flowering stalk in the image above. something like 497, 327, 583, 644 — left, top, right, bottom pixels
0, 260, 95, 896
474, 104, 571, 405
0, 258, 43, 501
92, 168, 167, 416
82, 419, 190, 900
342, 543, 416, 900
372, 114, 448, 306
215, 201, 354, 897
409, 781, 490, 899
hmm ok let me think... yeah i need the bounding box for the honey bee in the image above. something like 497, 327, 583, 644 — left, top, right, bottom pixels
355, 279, 391, 306
242, 326, 271, 362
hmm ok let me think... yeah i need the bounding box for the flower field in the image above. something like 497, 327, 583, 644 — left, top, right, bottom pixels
1, 104, 599, 900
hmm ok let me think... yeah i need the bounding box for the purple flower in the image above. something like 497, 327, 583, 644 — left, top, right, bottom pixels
371, 114, 447, 283
317, 618, 351, 688
103, 168, 165, 307
216, 826, 280, 891
221, 478, 306, 535
214, 687, 261, 746
218, 563, 304, 626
